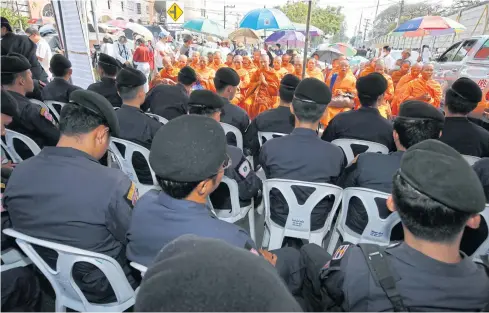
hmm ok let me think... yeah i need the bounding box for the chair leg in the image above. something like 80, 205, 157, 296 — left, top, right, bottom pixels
327, 230, 340, 255
261, 225, 270, 249
268, 228, 284, 250
248, 208, 256, 243
55, 300, 66, 312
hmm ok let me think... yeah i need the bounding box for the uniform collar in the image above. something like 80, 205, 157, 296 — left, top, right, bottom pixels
40, 146, 100, 163
121, 104, 143, 112
291, 127, 318, 137
101, 77, 116, 84
157, 191, 214, 215
358, 106, 381, 115
445, 116, 469, 123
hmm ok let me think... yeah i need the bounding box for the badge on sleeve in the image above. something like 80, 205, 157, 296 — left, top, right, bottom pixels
238, 159, 251, 179
125, 182, 139, 207
332, 244, 351, 260
40, 107, 54, 123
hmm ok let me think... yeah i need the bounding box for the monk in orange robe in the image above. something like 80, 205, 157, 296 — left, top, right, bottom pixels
231, 55, 250, 106
195, 56, 216, 91
282, 54, 294, 74
177, 55, 188, 69
306, 58, 324, 80
392, 63, 442, 115
359, 58, 377, 78
210, 51, 225, 71
293, 57, 303, 79
396, 62, 422, 92
157, 56, 180, 84
325, 55, 346, 82
391, 60, 411, 87
321, 60, 357, 126
252, 49, 261, 68
273, 56, 289, 81
225, 53, 234, 68
189, 51, 200, 69
242, 54, 280, 118
374, 60, 394, 119
243, 55, 257, 77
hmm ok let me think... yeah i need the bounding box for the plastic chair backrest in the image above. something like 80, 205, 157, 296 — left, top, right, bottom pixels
44, 100, 69, 123
29, 98, 49, 110
209, 175, 253, 221
146, 113, 168, 124
331, 139, 389, 164
462, 154, 481, 166
4, 129, 41, 162
2, 228, 135, 312
263, 179, 343, 241
257, 131, 287, 147
473, 204, 489, 262
221, 122, 243, 151
129, 262, 147, 276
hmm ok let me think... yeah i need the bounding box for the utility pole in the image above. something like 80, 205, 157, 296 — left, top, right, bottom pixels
363, 18, 370, 43
356, 10, 363, 47
374, 0, 380, 20
301, 0, 312, 79
224, 4, 235, 29
396, 0, 404, 27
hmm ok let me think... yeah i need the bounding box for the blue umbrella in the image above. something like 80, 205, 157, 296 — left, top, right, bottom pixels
239, 8, 295, 30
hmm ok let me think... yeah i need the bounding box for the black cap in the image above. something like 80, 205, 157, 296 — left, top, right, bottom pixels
449, 77, 482, 104
69, 90, 120, 137
1, 17, 12, 32
178, 66, 197, 85
135, 235, 302, 312
98, 53, 119, 69
356, 73, 387, 99
398, 100, 444, 123
188, 90, 224, 111
1, 53, 31, 74
49, 54, 71, 74
399, 140, 486, 214
116, 67, 147, 88
1, 90, 19, 118
294, 77, 332, 105
279, 74, 300, 102
149, 115, 227, 182
214, 67, 240, 88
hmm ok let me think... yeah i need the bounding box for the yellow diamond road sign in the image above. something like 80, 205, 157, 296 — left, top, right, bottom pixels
167, 3, 183, 22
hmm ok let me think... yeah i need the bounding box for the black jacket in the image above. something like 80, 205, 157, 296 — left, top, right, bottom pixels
87, 77, 122, 108
143, 84, 188, 119
41, 78, 82, 103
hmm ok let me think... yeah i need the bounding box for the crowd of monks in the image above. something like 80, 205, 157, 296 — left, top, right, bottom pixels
150, 48, 444, 123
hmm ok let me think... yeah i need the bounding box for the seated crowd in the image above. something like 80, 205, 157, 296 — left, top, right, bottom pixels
1, 38, 489, 311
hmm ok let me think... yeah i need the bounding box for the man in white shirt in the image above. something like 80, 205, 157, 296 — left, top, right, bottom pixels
25, 27, 52, 79
155, 32, 173, 72
115, 35, 133, 66
382, 45, 396, 72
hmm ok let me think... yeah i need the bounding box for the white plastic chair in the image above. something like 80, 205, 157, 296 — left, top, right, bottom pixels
109, 138, 161, 196
472, 204, 489, 263
261, 179, 343, 250
208, 176, 256, 242
44, 100, 69, 123
257, 131, 287, 147
1, 247, 32, 272
2, 129, 41, 163
462, 154, 481, 166
2, 228, 135, 312
146, 113, 168, 124
326, 187, 401, 255
129, 261, 147, 277
331, 139, 389, 165
29, 98, 49, 110
221, 122, 243, 151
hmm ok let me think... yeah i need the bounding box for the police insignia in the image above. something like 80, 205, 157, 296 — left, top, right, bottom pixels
40, 107, 54, 122
126, 182, 139, 207
238, 159, 250, 178
332, 244, 350, 260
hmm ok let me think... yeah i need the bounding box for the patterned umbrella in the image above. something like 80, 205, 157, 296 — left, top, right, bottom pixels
182, 18, 225, 38
292, 23, 324, 37
329, 42, 357, 57
265, 31, 306, 47
107, 19, 128, 29
392, 16, 466, 37
239, 8, 295, 31
228, 28, 261, 44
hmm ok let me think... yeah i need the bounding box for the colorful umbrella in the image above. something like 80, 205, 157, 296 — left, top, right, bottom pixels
182, 18, 225, 38
292, 23, 324, 37
126, 23, 154, 41
313, 46, 342, 64
107, 19, 128, 29
349, 56, 369, 66
265, 30, 305, 47
239, 8, 295, 30
228, 28, 261, 44
329, 42, 357, 57
392, 16, 466, 37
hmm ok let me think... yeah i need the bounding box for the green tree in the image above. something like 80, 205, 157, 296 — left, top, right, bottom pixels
0, 7, 29, 30
280, 2, 344, 36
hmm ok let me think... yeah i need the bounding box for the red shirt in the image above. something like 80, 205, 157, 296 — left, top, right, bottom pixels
133, 45, 151, 63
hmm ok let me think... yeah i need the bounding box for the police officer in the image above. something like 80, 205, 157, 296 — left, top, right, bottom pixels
1, 53, 59, 159
87, 53, 122, 107
259, 78, 345, 231
41, 54, 82, 103
316, 140, 489, 311
337, 100, 444, 235
142, 66, 197, 118
244, 74, 299, 158
439, 77, 489, 157
213, 67, 250, 147
115, 67, 162, 184
4, 90, 138, 303
474, 158, 489, 200
186, 90, 262, 211
322, 73, 395, 152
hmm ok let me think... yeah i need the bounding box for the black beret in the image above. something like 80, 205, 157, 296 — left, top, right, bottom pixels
449, 77, 482, 104
399, 139, 486, 214
214, 67, 240, 87
279, 74, 300, 102
294, 77, 332, 105
356, 73, 387, 99
49, 54, 71, 72
178, 66, 197, 85
398, 100, 444, 123
188, 90, 224, 110
1, 90, 19, 118
116, 67, 147, 88
98, 53, 119, 69
69, 90, 120, 137
1, 17, 12, 32
135, 235, 302, 312
149, 115, 227, 182
1, 53, 31, 74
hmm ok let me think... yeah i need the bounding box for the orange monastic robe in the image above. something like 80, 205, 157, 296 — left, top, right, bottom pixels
379, 73, 394, 119
195, 67, 216, 91
321, 73, 357, 126
157, 66, 180, 83
391, 78, 442, 116
243, 69, 280, 119
231, 68, 251, 106
283, 63, 294, 74
189, 61, 199, 70
396, 73, 420, 93
306, 68, 324, 81
210, 63, 225, 71
274, 67, 289, 81
359, 65, 374, 78
391, 70, 408, 87
225, 62, 233, 68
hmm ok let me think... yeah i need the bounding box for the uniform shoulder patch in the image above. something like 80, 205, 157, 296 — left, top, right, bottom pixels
125, 182, 139, 207
387, 241, 401, 249
238, 159, 251, 179
332, 244, 351, 260
40, 107, 54, 123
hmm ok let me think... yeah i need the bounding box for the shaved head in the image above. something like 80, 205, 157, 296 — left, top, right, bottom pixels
163, 56, 172, 68
411, 63, 423, 76
375, 60, 386, 73
273, 56, 282, 70
260, 54, 270, 69
421, 63, 434, 79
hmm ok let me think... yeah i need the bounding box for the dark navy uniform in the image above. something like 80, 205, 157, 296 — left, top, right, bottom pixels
321, 107, 395, 152
87, 77, 122, 108
474, 158, 489, 201
244, 105, 295, 157
41, 77, 81, 103
142, 83, 188, 119
6, 91, 59, 159
220, 97, 250, 147
4, 147, 138, 303
439, 117, 489, 157
259, 128, 345, 230
126, 190, 256, 266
